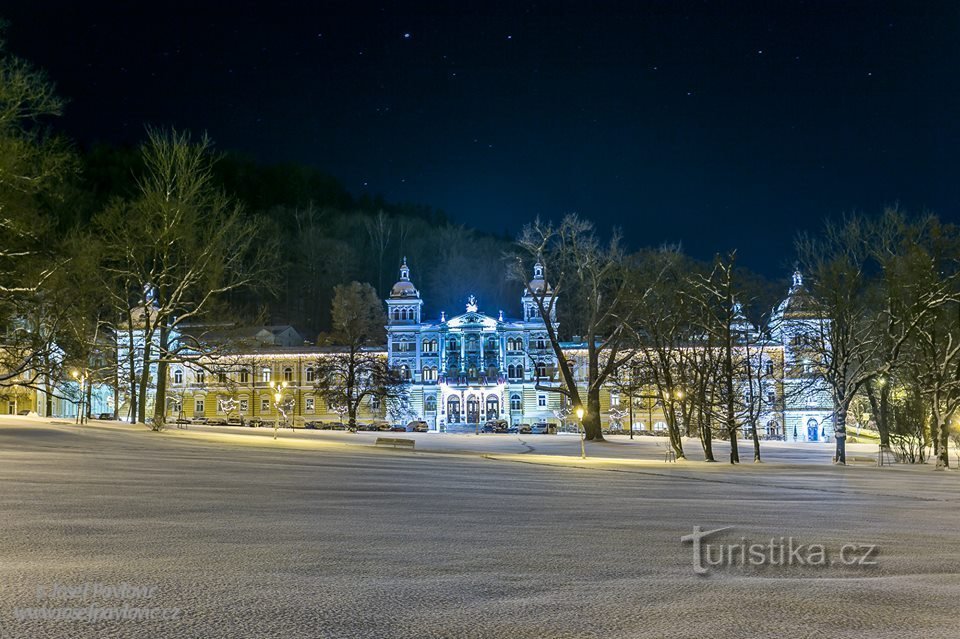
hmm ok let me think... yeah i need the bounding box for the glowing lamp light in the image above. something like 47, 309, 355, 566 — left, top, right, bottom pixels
575, 407, 584, 420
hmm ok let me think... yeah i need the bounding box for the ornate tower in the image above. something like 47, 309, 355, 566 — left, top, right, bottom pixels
520, 259, 556, 323
386, 258, 423, 325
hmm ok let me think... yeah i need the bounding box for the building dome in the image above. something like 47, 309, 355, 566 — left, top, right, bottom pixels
390, 280, 418, 297
389, 258, 420, 299
774, 269, 819, 319
526, 260, 552, 294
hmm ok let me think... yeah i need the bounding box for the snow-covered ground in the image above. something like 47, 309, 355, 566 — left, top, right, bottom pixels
0, 415, 958, 638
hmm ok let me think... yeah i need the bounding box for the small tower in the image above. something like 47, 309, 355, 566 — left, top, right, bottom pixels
521, 259, 556, 323
386, 258, 423, 324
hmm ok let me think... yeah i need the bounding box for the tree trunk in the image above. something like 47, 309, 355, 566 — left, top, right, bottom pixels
938, 418, 950, 468
137, 336, 151, 424
665, 402, 685, 459
347, 404, 357, 431
700, 411, 715, 462
729, 425, 740, 464
85, 381, 93, 421
750, 418, 762, 462
867, 383, 891, 448
835, 403, 847, 464
152, 324, 170, 430
127, 349, 137, 423
583, 387, 604, 441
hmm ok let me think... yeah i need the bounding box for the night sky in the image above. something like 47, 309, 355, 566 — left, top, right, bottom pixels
6, 1, 960, 274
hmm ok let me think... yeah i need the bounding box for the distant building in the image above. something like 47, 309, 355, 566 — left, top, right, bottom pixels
12, 260, 829, 441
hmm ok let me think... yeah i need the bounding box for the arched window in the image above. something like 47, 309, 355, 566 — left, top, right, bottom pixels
510, 394, 522, 411
305, 367, 315, 382
535, 362, 547, 378
400, 365, 411, 380
536, 338, 547, 350
508, 364, 517, 379
423, 367, 437, 382
173, 369, 183, 384
261, 367, 271, 383
196, 369, 205, 385
515, 364, 524, 379
425, 395, 437, 412
283, 367, 293, 382
448, 338, 458, 351
240, 369, 250, 383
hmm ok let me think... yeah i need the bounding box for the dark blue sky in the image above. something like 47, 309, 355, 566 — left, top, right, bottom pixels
6, 1, 960, 274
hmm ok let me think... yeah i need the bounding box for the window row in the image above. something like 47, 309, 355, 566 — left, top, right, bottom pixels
173, 366, 317, 385
391, 307, 418, 321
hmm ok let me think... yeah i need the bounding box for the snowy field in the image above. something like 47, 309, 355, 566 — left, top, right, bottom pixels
1, 416, 959, 638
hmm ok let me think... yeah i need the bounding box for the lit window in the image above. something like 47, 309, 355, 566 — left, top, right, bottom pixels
194, 399, 205, 415
305, 397, 315, 412
261, 397, 270, 411
538, 394, 546, 407
196, 370, 205, 385
261, 368, 271, 382
425, 396, 437, 412
510, 394, 522, 411
610, 393, 620, 407
239, 399, 248, 413
283, 367, 293, 382
240, 369, 250, 383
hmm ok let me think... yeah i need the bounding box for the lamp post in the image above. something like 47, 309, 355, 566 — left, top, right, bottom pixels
71, 369, 86, 424
270, 381, 288, 440
575, 406, 586, 459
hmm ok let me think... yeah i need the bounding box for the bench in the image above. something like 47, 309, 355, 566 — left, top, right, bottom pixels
375, 437, 416, 449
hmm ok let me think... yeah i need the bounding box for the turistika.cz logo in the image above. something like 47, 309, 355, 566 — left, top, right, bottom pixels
681, 526, 879, 575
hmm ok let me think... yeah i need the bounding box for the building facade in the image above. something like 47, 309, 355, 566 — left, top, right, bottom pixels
385, 259, 563, 431
99, 260, 834, 442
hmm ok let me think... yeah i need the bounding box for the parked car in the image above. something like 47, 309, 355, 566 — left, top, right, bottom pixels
304, 421, 321, 430
407, 420, 429, 432
192, 417, 208, 425
481, 423, 495, 433
330, 422, 347, 430
174, 417, 191, 425
519, 423, 532, 434
97, 413, 116, 420
226, 418, 243, 427
247, 418, 263, 428
390, 424, 407, 432
373, 421, 392, 431
506, 425, 519, 434
530, 423, 550, 434
206, 418, 228, 426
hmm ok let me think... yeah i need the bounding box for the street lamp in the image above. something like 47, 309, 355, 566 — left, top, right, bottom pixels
270, 381, 288, 440
575, 406, 586, 459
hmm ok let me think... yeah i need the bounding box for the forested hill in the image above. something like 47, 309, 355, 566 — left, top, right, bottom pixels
76, 145, 518, 337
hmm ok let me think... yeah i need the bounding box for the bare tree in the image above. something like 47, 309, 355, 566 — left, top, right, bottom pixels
796, 211, 949, 464
312, 282, 405, 430
511, 215, 662, 441
93, 128, 276, 428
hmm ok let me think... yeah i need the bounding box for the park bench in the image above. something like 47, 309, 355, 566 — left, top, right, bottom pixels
375, 437, 415, 449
